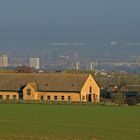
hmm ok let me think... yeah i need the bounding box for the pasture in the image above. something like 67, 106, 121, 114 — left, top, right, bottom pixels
0, 104, 140, 140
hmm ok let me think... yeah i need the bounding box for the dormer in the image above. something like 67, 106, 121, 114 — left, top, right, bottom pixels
22, 82, 38, 100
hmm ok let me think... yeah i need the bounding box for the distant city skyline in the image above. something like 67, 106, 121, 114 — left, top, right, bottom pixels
0, 0, 140, 72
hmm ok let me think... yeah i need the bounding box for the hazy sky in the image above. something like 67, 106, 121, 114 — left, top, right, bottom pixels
0, 0, 140, 40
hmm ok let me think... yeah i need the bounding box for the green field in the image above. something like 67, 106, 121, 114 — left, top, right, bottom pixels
0, 104, 140, 140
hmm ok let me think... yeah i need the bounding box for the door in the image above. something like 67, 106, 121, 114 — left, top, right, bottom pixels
87, 94, 92, 102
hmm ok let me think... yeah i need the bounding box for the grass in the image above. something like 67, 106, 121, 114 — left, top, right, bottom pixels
0, 104, 140, 140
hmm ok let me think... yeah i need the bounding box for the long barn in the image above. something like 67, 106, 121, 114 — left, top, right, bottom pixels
0, 73, 100, 102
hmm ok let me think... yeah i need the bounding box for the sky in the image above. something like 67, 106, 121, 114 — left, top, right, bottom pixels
0, 0, 140, 47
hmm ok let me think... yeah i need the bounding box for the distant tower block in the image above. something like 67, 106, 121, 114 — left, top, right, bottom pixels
0, 55, 8, 67
90, 62, 94, 70
76, 62, 80, 70
29, 57, 40, 69
90, 61, 98, 71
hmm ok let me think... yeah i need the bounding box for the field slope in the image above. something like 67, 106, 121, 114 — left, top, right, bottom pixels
0, 104, 140, 140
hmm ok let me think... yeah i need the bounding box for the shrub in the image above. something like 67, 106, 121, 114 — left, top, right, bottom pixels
111, 93, 125, 105
125, 97, 137, 105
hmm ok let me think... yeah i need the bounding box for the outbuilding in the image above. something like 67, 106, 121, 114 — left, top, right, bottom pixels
0, 73, 100, 102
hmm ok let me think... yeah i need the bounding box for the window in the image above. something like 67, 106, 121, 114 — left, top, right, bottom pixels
0, 95, 2, 100
6, 95, 10, 100
27, 89, 31, 95
47, 96, 50, 100
68, 96, 71, 101
54, 96, 57, 100
13, 95, 16, 100
61, 96, 65, 101
40, 96, 44, 100
89, 86, 92, 93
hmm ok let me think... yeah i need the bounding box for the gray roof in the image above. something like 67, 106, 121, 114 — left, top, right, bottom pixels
0, 73, 89, 92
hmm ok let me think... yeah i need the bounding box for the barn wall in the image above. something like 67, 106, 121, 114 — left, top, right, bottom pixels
81, 75, 100, 102
0, 92, 19, 100
37, 92, 80, 102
